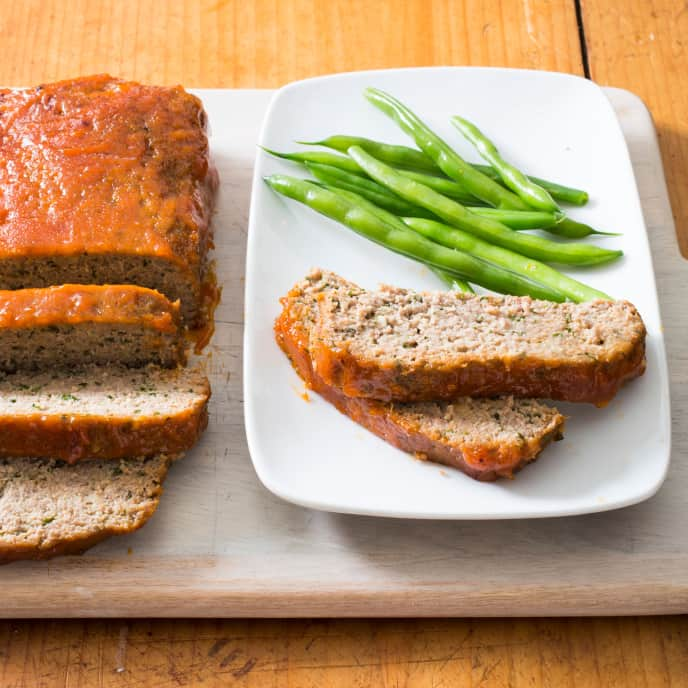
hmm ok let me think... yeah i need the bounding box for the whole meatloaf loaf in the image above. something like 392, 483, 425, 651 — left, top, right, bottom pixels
0, 75, 218, 326
0, 284, 185, 371
312, 285, 646, 405
275, 270, 565, 481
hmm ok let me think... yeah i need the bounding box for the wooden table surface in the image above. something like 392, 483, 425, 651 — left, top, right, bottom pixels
1, 1, 686, 685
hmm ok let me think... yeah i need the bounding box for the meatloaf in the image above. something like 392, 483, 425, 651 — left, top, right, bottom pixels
0, 454, 173, 562
0, 74, 218, 325
275, 270, 565, 481
0, 284, 185, 371
0, 364, 209, 463
312, 284, 646, 404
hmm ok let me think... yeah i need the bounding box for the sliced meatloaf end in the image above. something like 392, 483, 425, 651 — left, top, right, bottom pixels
0, 365, 209, 463
275, 270, 565, 481
0, 284, 186, 371
0, 454, 174, 563
311, 285, 646, 405
0, 75, 218, 326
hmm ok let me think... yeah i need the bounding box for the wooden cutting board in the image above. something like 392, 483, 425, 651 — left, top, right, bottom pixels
2, 87, 686, 618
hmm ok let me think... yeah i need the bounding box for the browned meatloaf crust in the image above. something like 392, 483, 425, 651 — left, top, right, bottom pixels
0, 284, 185, 371
275, 270, 565, 481
311, 284, 646, 405
0, 74, 218, 326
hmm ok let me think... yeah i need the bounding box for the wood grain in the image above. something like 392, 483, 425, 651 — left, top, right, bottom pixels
581, 0, 688, 255
1, 617, 687, 687
0, 0, 584, 87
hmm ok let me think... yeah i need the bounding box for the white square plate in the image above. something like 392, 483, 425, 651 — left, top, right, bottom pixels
243, 67, 670, 519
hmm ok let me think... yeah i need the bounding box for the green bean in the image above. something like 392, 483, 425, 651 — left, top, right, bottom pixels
467, 210, 615, 238
430, 267, 474, 292
466, 208, 560, 230
403, 218, 610, 302
264, 175, 567, 301
526, 177, 588, 206
304, 162, 436, 219
348, 145, 622, 267
474, 165, 589, 206
394, 169, 481, 204
304, 135, 589, 205
324, 184, 473, 292
299, 135, 438, 172
452, 116, 559, 212
260, 146, 362, 173
553, 217, 620, 238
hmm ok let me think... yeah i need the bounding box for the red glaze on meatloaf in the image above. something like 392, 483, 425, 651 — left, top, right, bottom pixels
0, 283, 180, 332
0, 284, 186, 370
0, 75, 218, 325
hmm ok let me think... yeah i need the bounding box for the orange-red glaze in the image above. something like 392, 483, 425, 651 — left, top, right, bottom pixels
0, 402, 208, 464
191, 264, 221, 353
0, 74, 217, 284
274, 290, 563, 481
311, 336, 647, 405
0, 283, 181, 332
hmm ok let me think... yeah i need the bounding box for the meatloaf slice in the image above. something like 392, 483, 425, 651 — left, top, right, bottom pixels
0, 75, 218, 326
275, 270, 564, 481
0, 454, 173, 563
0, 365, 209, 463
0, 284, 185, 371
312, 285, 646, 404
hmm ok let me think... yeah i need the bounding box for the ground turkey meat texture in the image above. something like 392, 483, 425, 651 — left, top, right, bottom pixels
311, 284, 646, 404
274, 269, 565, 481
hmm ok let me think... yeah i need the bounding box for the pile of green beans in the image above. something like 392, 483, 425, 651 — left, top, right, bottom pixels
262, 88, 622, 301
347, 146, 621, 267
319, 182, 607, 301
304, 134, 589, 206
265, 175, 568, 301
364, 89, 609, 237
268, 144, 602, 237
304, 161, 566, 231
314, 184, 607, 302
263, 148, 603, 235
